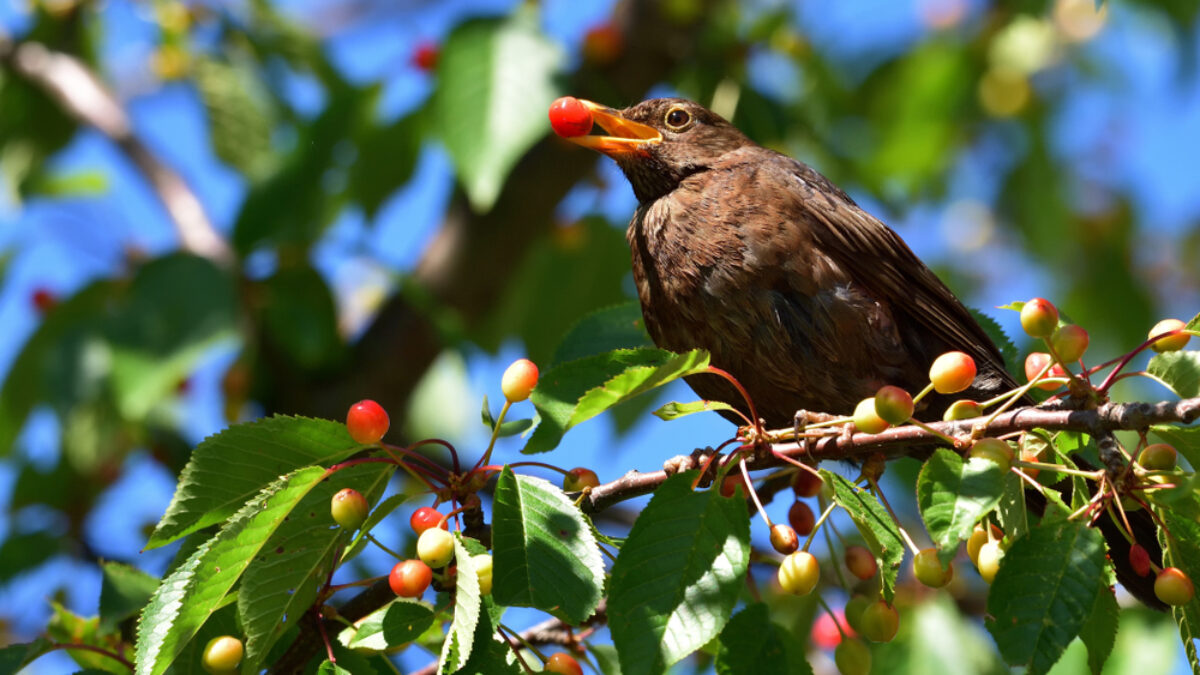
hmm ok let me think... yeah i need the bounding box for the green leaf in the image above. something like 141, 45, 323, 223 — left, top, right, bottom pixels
134, 466, 328, 675
653, 400, 736, 421
969, 308, 1019, 375
0, 530, 61, 582
318, 660, 353, 675
239, 461, 394, 671
995, 471, 1030, 541
340, 599, 436, 651
146, 415, 357, 549
439, 533, 483, 673
608, 471, 751, 675
551, 301, 653, 366
916, 449, 1007, 567
0, 638, 54, 673
1160, 509, 1200, 674
193, 56, 274, 177
47, 602, 127, 673
481, 395, 534, 438
985, 519, 1107, 674
260, 263, 347, 371
99, 561, 159, 632
1147, 351, 1200, 399
491, 468, 604, 623
431, 11, 562, 211
1078, 586, 1119, 675
446, 595, 521, 675
1151, 424, 1200, 471
349, 112, 421, 218
715, 603, 811, 675
822, 470, 905, 602
590, 644, 623, 675
524, 348, 710, 454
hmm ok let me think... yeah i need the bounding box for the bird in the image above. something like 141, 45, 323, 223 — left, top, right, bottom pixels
557, 96, 1164, 608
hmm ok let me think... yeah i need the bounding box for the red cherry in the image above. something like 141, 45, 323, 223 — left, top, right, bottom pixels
769, 524, 799, 554
1051, 324, 1089, 363
346, 399, 389, 444
544, 652, 584, 675
1155, 567, 1195, 606
1023, 352, 1061, 391
501, 358, 539, 402
410, 507, 447, 535
548, 97, 594, 138
811, 609, 849, 650
563, 467, 600, 492
929, 351, 976, 394
412, 41, 438, 71
1020, 297, 1059, 338
389, 560, 433, 597
787, 500, 815, 536
873, 385, 913, 425
720, 473, 747, 498
791, 469, 823, 498
1129, 544, 1151, 577
31, 287, 57, 313
844, 545, 878, 580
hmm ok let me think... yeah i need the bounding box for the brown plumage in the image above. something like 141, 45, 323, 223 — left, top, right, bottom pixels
563, 96, 1165, 609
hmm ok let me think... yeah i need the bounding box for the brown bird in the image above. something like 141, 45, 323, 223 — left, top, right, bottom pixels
560, 96, 1164, 608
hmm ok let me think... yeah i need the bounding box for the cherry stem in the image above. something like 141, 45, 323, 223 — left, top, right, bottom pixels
498, 623, 544, 670
816, 595, 850, 641
326, 575, 386, 594
1011, 460, 1102, 480
507, 461, 571, 475
407, 438, 462, 474
315, 606, 337, 664
375, 447, 442, 491
1096, 329, 1193, 394
802, 500, 839, 553
366, 533, 405, 560
705, 366, 762, 433
910, 382, 936, 407
820, 507, 851, 591
477, 399, 513, 470
866, 477, 920, 555
738, 457, 773, 529
47, 643, 133, 671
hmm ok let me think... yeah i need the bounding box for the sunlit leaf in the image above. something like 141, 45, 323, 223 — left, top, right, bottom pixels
916, 449, 1007, 567
822, 470, 904, 602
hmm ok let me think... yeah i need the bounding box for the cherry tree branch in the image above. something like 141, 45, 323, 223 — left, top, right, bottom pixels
0, 37, 232, 263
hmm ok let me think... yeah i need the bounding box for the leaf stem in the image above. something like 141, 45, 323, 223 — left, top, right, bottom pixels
478, 400, 512, 469
802, 500, 839, 553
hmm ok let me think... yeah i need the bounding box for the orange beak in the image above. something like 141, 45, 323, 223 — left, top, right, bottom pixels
566, 99, 662, 156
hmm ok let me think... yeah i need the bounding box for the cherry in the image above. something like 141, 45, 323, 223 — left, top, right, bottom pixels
1050, 324, 1089, 363
410, 507, 448, 535
563, 467, 600, 492
411, 40, 439, 72
976, 540, 1005, 584
942, 399, 981, 421
389, 559, 433, 598
969, 437, 1014, 472
769, 523, 799, 554
1023, 352, 1062, 391
582, 22, 623, 65
844, 545, 878, 580
720, 473, 747, 498
346, 399, 389, 444
834, 638, 871, 675
967, 523, 1003, 566
545, 652, 584, 675
1149, 318, 1190, 353
778, 550, 820, 595
792, 468, 823, 498
201, 635, 244, 673
1154, 567, 1195, 606
873, 385, 913, 425
1138, 443, 1177, 471
31, 287, 57, 313
548, 97, 594, 139
929, 351, 976, 394
812, 609, 850, 649
1129, 543, 1151, 577
501, 358, 539, 402
473, 553, 493, 594
787, 500, 816, 536
417, 527, 455, 568
858, 600, 899, 643
844, 595, 871, 634
1020, 297, 1059, 338
912, 548, 953, 588
852, 397, 889, 435
330, 488, 369, 530
1018, 445, 1043, 479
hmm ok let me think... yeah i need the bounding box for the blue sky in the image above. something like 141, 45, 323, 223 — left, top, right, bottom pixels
2, 0, 1199, 672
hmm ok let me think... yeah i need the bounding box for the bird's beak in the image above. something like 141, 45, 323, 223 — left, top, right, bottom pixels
566, 99, 662, 156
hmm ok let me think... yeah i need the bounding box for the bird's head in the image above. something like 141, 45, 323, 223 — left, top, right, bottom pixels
562, 98, 752, 203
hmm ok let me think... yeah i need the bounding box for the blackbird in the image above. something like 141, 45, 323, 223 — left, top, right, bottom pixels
560, 96, 1164, 608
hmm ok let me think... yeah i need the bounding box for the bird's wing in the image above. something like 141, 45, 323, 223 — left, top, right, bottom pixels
778, 157, 1016, 386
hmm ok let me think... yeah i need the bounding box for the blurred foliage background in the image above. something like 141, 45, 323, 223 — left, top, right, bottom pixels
1, 0, 1198, 672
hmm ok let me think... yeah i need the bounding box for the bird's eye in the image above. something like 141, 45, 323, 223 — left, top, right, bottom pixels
664, 108, 691, 130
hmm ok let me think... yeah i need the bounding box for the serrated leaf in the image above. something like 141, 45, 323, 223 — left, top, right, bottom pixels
99, 561, 159, 632
340, 599, 436, 651
917, 449, 1007, 567
1161, 509, 1200, 674
822, 470, 905, 602
239, 462, 393, 671
492, 468, 604, 623
318, 661, 353, 675
970, 308, 1019, 375
135, 466, 328, 675
653, 400, 736, 421
1079, 585, 1119, 675
146, 416, 357, 549
591, 644, 623, 675
431, 11, 562, 211
985, 519, 1107, 675
551, 302, 653, 366
439, 533, 483, 674
47, 602, 128, 673
1151, 424, 1200, 471
715, 603, 811, 675
608, 471, 751, 675
524, 348, 710, 454
1147, 351, 1200, 399
995, 471, 1029, 541
447, 595, 521, 675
